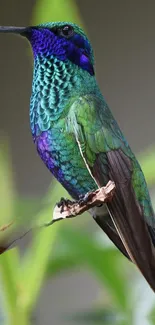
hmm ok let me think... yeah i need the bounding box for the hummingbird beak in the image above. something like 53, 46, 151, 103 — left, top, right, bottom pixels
0, 26, 28, 35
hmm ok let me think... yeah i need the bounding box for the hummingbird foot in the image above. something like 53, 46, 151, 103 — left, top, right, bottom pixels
57, 197, 75, 213
78, 191, 96, 206
44, 181, 116, 229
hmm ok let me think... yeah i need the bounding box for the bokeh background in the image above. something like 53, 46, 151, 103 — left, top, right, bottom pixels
0, 1, 155, 325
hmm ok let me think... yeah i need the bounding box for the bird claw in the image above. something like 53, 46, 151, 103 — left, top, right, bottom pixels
57, 197, 74, 213
78, 191, 94, 206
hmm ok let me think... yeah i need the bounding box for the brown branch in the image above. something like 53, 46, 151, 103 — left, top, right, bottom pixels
0, 180, 116, 253
0, 221, 14, 231
44, 180, 116, 226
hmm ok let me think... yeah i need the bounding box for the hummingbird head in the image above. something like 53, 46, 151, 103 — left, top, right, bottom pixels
0, 22, 95, 76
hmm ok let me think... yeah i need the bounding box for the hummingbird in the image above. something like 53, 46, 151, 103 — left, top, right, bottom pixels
0, 22, 155, 291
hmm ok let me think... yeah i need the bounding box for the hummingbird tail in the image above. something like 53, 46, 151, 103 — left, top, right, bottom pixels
106, 150, 155, 292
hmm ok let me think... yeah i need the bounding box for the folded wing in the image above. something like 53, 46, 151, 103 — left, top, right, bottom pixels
67, 95, 155, 291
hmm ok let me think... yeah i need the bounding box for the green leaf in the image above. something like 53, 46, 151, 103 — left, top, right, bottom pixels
32, 0, 84, 27
58, 226, 129, 312
0, 250, 19, 317
0, 139, 15, 225
0, 142, 20, 319
19, 181, 66, 311
46, 249, 83, 277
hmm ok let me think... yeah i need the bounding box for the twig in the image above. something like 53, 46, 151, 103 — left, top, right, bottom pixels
43, 180, 115, 226
0, 180, 115, 253
0, 221, 14, 231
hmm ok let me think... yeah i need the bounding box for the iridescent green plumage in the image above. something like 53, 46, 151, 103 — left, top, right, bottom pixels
67, 94, 154, 224
0, 22, 155, 291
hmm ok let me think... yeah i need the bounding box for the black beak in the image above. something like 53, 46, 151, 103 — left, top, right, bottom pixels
0, 26, 28, 36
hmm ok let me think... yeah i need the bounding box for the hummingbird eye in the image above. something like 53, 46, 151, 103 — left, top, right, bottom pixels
59, 25, 74, 38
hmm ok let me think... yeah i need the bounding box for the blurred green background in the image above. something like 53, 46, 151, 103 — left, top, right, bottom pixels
0, 0, 155, 324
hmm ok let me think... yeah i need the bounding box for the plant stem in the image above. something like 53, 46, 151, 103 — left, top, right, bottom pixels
9, 308, 30, 325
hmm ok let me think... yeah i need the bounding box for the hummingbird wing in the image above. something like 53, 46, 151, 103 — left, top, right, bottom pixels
67, 94, 155, 291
